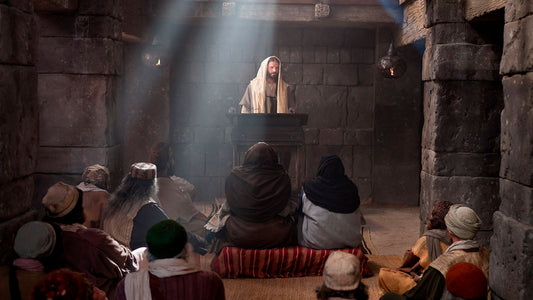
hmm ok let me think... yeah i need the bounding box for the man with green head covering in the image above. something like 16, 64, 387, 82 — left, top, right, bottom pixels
380, 204, 489, 300
115, 220, 225, 300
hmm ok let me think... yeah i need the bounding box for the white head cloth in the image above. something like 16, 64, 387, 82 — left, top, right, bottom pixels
445, 204, 482, 239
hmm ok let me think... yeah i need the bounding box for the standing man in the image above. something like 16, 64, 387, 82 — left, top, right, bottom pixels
240, 56, 295, 113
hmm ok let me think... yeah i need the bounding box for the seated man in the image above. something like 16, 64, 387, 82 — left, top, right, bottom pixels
41, 182, 138, 299
380, 204, 489, 300
298, 154, 362, 250
10, 221, 60, 300
76, 164, 110, 229
442, 262, 488, 300
149, 142, 208, 237
379, 201, 453, 294
115, 220, 225, 300
315, 251, 368, 300
103, 162, 168, 250
223, 142, 296, 249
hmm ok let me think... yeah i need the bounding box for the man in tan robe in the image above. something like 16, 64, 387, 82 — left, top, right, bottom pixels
239, 56, 294, 113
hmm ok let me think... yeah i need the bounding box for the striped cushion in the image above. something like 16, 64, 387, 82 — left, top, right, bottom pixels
212, 246, 370, 278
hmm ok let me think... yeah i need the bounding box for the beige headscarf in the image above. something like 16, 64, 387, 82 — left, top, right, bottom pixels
445, 204, 482, 239
247, 56, 289, 113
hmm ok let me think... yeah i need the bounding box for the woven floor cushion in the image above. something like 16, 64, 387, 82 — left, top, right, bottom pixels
212, 246, 370, 279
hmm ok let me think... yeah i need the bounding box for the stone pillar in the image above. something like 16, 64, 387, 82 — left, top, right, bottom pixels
0, 0, 39, 264
34, 0, 123, 210
489, 1, 533, 298
420, 0, 503, 245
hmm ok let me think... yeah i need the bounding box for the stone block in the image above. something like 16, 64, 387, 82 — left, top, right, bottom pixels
0, 211, 37, 264
37, 145, 120, 174
289, 46, 302, 63
499, 179, 533, 225
344, 28, 375, 48
5, 0, 33, 12
0, 6, 35, 65
344, 130, 373, 146
0, 66, 38, 182
0, 176, 33, 219
302, 47, 315, 63
324, 64, 358, 86
423, 44, 501, 81
500, 75, 533, 186
295, 86, 347, 128
315, 47, 327, 63
183, 62, 206, 83
277, 46, 291, 63
303, 28, 343, 46
275, 28, 302, 46
75, 16, 122, 39
351, 48, 374, 64
36, 15, 75, 36
422, 149, 500, 177
425, 0, 464, 27
304, 128, 319, 145
357, 64, 374, 86
302, 64, 323, 85
34, 0, 77, 12
419, 172, 500, 229
282, 63, 302, 84
78, 0, 122, 19
426, 23, 486, 45
500, 16, 533, 74
205, 143, 232, 177
373, 164, 420, 205
347, 86, 374, 129
194, 127, 225, 145
38, 74, 119, 146
505, 0, 533, 23
319, 128, 344, 145
340, 47, 351, 63
422, 81, 503, 153
490, 212, 533, 300
304, 145, 352, 178
353, 146, 372, 177
205, 62, 253, 84
327, 47, 340, 63
37, 37, 122, 75
189, 176, 224, 202
172, 127, 194, 144
353, 177, 371, 201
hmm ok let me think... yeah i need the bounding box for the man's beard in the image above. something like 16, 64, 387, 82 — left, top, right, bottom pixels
268, 72, 278, 81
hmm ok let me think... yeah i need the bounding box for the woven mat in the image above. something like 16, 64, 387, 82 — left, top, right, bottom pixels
195, 253, 401, 300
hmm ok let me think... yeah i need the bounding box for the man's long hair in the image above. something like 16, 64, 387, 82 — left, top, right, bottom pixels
103, 174, 158, 219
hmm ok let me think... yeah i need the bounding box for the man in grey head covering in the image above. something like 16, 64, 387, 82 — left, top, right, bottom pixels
380, 204, 489, 300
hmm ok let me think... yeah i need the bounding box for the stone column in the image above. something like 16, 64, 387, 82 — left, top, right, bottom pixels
420, 0, 503, 244
35, 0, 123, 208
0, 0, 39, 264
489, 1, 533, 298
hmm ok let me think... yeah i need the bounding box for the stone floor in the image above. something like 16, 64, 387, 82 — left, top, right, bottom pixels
360, 204, 420, 255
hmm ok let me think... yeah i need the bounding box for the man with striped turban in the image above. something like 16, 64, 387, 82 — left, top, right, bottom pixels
380, 204, 489, 300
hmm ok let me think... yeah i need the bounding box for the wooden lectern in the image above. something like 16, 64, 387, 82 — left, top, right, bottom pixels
227, 113, 308, 192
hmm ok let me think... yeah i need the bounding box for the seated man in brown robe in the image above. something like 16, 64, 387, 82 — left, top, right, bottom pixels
380, 204, 489, 300
115, 220, 225, 300
379, 200, 453, 294
41, 182, 138, 299
223, 142, 296, 249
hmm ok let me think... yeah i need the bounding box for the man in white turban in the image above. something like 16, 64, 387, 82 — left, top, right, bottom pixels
380, 204, 490, 300
239, 56, 295, 113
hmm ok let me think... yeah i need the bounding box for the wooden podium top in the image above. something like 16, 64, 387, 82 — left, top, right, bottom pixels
226, 113, 308, 127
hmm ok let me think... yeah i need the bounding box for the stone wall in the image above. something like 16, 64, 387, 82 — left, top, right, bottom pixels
34, 0, 124, 211
127, 22, 423, 204
419, 0, 503, 245
0, 0, 39, 264
489, 0, 533, 298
